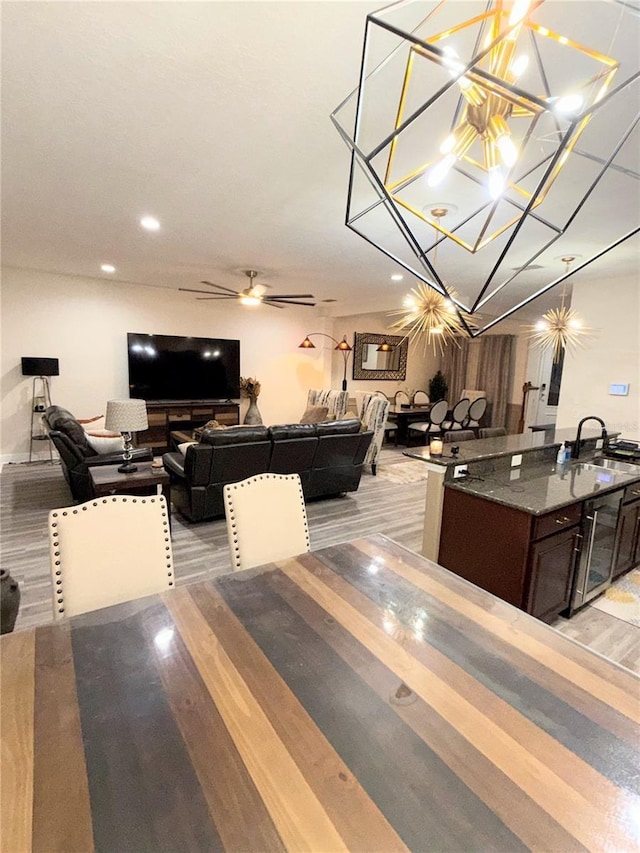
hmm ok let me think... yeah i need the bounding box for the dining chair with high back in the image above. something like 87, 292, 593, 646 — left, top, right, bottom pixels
444, 430, 476, 443
479, 427, 507, 438
466, 397, 488, 432
461, 389, 487, 405
443, 398, 471, 432
48, 495, 173, 620
407, 399, 449, 445
223, 473, 310, 571
394, 390, 411, 407
412, 390, 430, 405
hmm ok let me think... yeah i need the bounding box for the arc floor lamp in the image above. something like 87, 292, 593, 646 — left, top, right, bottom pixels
298, 334, 353, 391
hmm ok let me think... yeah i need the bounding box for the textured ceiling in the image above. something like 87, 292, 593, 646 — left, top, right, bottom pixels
2, 1, 639, 322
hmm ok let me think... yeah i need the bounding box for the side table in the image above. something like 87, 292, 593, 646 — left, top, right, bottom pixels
89, 461, 171, 525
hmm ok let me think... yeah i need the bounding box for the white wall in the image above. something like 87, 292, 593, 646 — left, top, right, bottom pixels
331, 311, 441, 399
556, 273, 640, 436
1, 268, 334, 461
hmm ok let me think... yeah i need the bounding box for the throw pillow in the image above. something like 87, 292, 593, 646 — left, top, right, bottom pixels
85, 433, 125, 454
300, 405, 329, 424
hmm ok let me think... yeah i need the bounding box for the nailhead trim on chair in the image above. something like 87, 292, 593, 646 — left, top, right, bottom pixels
49, 495, 173, 615
223, 473, 310, 571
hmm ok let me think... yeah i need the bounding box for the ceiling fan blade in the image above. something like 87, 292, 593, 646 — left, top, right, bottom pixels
267, 298, 316, 307
179, 287, 228, 295
200, 280, 240, 295
262, 301, 284, 309
195, 296, 236, 301
268, 294, 315, 299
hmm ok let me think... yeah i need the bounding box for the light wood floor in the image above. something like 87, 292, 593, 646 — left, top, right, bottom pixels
2, 451, 638, 674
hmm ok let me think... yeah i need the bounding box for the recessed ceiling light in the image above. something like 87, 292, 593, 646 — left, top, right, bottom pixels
391, 274, 404, 281
140, 215, 161, 231
100, 264, 116, 273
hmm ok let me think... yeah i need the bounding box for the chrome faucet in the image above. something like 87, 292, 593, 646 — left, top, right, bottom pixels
573, 416, 608, 460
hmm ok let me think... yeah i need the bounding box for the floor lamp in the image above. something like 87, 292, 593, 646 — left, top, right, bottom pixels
298, 334, 352, 391
21, 356, 59, 462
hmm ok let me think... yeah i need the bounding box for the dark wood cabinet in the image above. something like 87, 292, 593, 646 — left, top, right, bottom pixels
613, 498, 640, 579
526, 528, 579, 621
438, 488, 581, 622
137, 400, 239, 451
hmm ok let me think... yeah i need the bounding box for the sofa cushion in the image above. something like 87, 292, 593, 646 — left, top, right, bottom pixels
200, 425, 269, 446
269, 424, 317, 441
300, 405, 329, 424
315, 418, 361, 436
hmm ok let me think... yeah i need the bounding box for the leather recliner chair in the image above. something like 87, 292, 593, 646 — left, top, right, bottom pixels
45, 406, 153, 502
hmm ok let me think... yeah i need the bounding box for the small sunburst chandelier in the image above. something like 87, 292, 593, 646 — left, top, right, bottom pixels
388, 282, 471, 354
529, 256, 590, 362
389, 206, 473, 353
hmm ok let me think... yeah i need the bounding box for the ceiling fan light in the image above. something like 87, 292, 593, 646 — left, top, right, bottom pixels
239, 294, 261, 306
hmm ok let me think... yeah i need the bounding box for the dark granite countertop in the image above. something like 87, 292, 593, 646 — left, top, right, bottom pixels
403, 427, 610, 468
444, 459, 640, 515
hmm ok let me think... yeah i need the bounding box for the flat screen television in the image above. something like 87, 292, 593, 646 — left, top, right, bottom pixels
127, 333, 240, 401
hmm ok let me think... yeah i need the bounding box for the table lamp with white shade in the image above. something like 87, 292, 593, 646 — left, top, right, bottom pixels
104, 399, 149, 473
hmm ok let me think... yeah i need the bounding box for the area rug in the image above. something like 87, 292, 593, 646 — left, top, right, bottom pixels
377, 459, 429, 484
591, 569, 640, 627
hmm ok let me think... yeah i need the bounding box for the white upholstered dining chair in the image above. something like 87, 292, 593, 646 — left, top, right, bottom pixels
442, 398, 471, 432
48, 495, 173, 619
466, 397, 488, 430
306, 389, 349, 419
223, 473, 310, 571
407, 399, 449, 445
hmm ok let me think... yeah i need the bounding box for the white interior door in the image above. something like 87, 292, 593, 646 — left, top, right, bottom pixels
524, 345, 563, 428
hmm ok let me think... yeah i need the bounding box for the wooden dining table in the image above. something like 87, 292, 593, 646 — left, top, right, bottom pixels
387, 404, 433, 445
2, 534, 639, 852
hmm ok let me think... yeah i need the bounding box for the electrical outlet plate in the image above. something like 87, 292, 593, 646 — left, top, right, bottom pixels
596, 439, 604, 449
453, 465, 468, 478
511, 454, 523, 467
510, 468, 521, 481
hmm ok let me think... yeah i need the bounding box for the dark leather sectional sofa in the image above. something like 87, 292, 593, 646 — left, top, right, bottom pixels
163, 420, 373, 522
45, 406, 153, 502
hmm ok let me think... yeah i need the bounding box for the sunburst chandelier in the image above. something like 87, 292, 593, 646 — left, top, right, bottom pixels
332, 0, 640, 335
388, 282, 471, 354
529, 256, 590, 362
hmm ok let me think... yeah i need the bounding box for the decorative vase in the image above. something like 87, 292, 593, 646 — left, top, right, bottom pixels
244, 397, 263, 425
0, 569, 21, 634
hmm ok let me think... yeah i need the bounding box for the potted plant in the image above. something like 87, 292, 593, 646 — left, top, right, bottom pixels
428, 370, 448, 403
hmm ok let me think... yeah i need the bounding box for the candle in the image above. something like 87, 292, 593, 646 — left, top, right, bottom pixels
430, 438, 443, 456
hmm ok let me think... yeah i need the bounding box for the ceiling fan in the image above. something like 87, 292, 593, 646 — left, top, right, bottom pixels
179, 269, 316, 309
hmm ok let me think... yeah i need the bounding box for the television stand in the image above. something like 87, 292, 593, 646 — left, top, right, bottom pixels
136, 400, 240, 452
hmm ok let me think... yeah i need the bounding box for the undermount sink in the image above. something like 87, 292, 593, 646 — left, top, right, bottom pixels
575, 457, 639, 474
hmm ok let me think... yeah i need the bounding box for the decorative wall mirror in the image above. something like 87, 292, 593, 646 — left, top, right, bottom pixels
353, 332, 408, 381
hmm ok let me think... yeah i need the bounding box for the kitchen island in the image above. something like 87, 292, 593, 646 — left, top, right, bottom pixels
406, 430, 640, 622
405, 427, 613, 563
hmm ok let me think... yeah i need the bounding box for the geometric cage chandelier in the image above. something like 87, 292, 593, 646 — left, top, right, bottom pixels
331, 0, 640, 337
